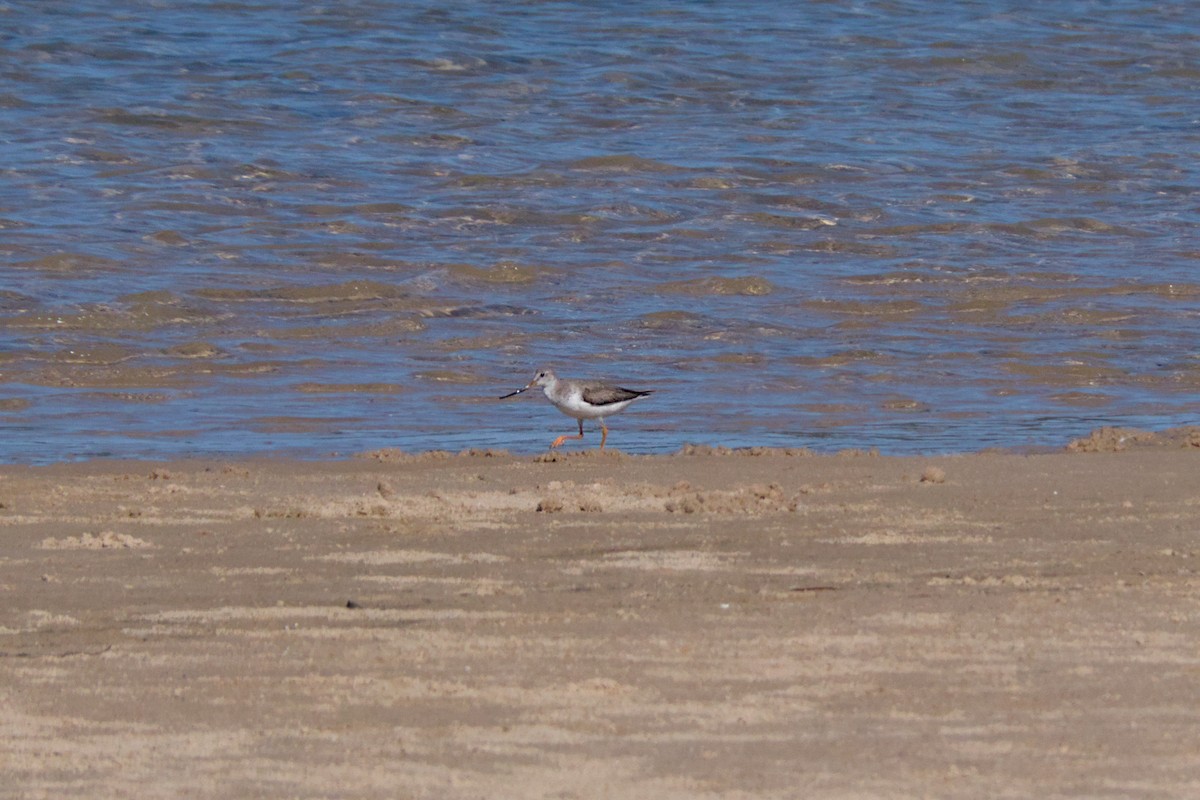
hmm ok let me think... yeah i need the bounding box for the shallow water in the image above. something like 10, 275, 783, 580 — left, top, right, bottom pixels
2, 1, 1199, 462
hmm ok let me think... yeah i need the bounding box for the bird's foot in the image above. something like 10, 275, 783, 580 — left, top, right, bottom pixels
550, 432, 584, 449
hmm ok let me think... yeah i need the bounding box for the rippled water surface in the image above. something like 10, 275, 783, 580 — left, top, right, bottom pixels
3, 1, 1199, 462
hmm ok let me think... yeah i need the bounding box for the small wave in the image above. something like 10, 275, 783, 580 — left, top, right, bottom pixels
269, 318, 426, 339
164, 343, 224, 360
0, 291, 36, 312
446, 262, 547, 285
656, 276, 774, 297
295, 383, 405, 394
144, 230, 189, 247
1002, 361, 1126, 387
988, 218, 1142, 238
798, 240, 900, 257
448, 172, 569, 189
3, 296, 216, 332
193, 280, 408, 304
805, 299, 925, 316
418, 304, 534, 319
17, 253, 122, 273
734, 211, 835, 230
418, 56, 489, 72
565, 154, 683, 173
51, 345, 140, 366
94, 107, 262, 132
414, 370, 488, 384
637, 310, 709, 331
867, 222, 973, 237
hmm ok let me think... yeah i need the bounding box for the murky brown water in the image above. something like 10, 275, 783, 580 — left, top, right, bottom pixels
2, 2, 1199, 461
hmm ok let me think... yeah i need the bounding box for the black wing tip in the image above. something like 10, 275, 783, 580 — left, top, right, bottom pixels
611, 387, 655, 402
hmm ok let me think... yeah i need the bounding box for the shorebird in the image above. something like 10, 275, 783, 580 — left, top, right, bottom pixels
500, 368, 652, 451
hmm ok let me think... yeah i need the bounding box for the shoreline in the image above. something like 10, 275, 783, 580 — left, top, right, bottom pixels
4, 423, 1198, 471
3, 432, 1200, 796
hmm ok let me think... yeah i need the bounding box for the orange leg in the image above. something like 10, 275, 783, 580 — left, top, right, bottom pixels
551, 419, 585, 449
599, 421, 609, 451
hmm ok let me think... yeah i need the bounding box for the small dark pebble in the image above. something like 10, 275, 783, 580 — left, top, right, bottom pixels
346, 600, 361, 609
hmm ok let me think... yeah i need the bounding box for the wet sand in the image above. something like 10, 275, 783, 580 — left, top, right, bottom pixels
3, 434, 1200, 798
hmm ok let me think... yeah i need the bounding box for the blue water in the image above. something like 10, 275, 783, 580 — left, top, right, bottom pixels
2, 1, 1199, 462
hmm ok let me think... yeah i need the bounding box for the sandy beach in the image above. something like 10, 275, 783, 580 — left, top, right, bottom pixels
3, 431, 1200, 798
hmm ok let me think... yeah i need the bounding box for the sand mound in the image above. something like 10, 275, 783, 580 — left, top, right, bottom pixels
1067, 425, 1200, 452
40, 531, 154, 549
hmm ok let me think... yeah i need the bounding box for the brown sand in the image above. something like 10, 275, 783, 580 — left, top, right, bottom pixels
3, 436, 1200, 798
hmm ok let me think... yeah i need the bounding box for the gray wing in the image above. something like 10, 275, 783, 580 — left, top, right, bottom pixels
581, 384, 651, 406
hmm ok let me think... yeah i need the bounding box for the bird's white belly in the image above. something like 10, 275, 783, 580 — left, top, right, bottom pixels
548, 389, 631, 420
